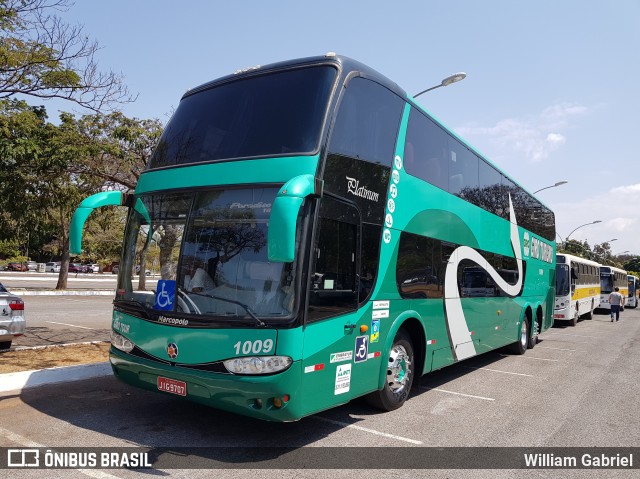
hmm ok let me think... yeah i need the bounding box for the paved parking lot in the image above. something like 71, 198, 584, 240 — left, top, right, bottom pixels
12, 296, 113, 348
1, 307, 639, 477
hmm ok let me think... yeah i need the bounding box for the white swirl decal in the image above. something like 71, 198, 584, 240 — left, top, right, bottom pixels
444, 194, 523, 360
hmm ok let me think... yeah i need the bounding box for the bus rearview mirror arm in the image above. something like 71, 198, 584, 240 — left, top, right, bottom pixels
268, 174, 322, 263
70, 191, 129, 255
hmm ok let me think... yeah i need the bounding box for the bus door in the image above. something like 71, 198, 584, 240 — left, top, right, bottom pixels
301, 196, 365, 409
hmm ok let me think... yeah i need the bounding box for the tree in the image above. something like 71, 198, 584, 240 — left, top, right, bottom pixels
564, 239, 592, 259
66, 112, 162, 190
0, 0, 133, 111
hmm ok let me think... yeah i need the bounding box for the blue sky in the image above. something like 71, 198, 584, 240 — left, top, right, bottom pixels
44, 0, 640, 255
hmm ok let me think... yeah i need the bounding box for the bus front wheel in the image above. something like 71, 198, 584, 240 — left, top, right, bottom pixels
365, 329, 414, 412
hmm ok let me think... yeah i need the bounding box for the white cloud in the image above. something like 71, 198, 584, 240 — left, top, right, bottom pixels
554, 183, 640, 254
456, 102, 589, 163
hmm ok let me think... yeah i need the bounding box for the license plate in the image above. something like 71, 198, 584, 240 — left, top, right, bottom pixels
157, 376, 187, 396
553, 314, 564, 319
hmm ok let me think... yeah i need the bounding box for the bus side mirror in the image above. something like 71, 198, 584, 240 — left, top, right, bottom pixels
268, 174, 322, 263
70, 191, 125, 255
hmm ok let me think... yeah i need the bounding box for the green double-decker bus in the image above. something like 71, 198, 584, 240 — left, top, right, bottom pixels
71, 53, 556, 421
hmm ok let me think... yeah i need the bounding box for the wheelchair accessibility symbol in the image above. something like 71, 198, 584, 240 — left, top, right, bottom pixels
354, 335, 368, 363
154, 280, 176, 311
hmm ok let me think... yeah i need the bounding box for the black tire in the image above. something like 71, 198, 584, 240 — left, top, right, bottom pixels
509, 319, 528, 355
527, 317, 538, 350
0, 341, 12, 351
570, 304, 578, 327
365, 329, 414, 411
585, 300, 594, 320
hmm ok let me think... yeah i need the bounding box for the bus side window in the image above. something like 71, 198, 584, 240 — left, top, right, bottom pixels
571, 267, 578, 292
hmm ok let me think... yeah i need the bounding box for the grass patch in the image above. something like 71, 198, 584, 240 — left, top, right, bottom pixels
0, 342, 110, 373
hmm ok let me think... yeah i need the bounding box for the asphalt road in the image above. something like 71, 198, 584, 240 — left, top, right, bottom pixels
0, 271, 157, 291
13, 296, 114, 347
1, 309, 639, 478
0, 272, 152, 348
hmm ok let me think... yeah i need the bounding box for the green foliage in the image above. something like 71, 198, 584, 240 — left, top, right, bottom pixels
0, 238, 20, 258
0, 97, 163, 273
0, 0, 132, 111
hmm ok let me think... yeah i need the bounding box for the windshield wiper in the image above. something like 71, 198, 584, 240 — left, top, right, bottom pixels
113, 297, 152, 318
177, 288, 266, 327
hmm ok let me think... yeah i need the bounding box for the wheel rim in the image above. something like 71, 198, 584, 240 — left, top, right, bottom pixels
520, 321, 528, 348
387, 344, 412, 393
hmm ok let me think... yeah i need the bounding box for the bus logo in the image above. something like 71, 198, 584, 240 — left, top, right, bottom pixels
167, 343, 179, 359
346, 176, 379, 202
523, 232, 530, 257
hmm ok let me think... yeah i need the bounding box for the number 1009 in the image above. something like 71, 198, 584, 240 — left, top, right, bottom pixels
233, 339, 274, 355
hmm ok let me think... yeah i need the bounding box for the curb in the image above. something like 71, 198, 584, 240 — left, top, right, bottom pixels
11, 290, 115, 296
0, 362, 112, 393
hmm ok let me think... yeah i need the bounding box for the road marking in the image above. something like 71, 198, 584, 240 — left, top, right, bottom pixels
464, 366, 533, 377
0, 427, 122, 479
536, 346, 581, 352
45, 321, 97, 330
311, 416, 423, 444
499, 354, 559, 362
545, 332, 600, 339
14, 341, 109, 351
60, 298, 105, 303
421, 387, 495, 401
542, 338, 590, 345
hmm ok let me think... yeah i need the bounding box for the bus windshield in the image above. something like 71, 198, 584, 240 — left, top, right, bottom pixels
600, 273, 614, 294
556, 264, 570, 296
118, 187, 298, 323
148, 65, 337, 169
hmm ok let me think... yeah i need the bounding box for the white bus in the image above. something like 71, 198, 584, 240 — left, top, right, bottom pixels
627, 275, 639, 308
598, 265, 628, 311
554, 253, 600, 326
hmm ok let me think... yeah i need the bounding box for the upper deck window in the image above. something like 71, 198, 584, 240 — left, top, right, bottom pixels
328, 77, 403, 166
148, 65, 337, 169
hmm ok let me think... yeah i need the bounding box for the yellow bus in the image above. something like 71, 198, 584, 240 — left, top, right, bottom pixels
599, 266, 628, 311
554, 253, 600, 326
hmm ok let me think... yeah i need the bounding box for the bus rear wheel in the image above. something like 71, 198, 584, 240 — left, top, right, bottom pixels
584, 300, 594, 320
365, 329, 414, 411
509, 319, 528, 355
570, 303, 578, 327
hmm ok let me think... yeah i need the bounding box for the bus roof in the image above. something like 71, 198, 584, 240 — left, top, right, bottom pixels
556, 253, 601, 268
180, 52, 547, 210
183, 53, 406, 102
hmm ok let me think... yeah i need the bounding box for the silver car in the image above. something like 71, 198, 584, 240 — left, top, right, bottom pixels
45, 262, 61, 273
0, 282, 25, 350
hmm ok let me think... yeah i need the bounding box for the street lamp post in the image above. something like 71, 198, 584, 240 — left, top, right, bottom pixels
565, 220, 602, 246
533, 180, 568, 195
414, 72, 467, 98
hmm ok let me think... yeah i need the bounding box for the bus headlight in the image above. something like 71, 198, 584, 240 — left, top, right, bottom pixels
223, 356, 293, 375
111, 331, 134, 353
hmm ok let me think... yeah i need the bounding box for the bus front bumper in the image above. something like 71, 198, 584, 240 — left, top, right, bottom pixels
109, 347, 304, 422
553, 306, 570, 320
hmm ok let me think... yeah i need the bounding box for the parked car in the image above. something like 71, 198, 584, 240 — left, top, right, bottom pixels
7, 262, 27, 272
0, 282, 25, 350
135, 265, 151, 276
45, 262, 61, 273
86, 264, 100, 273
25, 261, 37, 271
68, 263, 84, 273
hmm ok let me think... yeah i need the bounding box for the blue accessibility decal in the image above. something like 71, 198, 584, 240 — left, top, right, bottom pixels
154, 280, 176, 311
